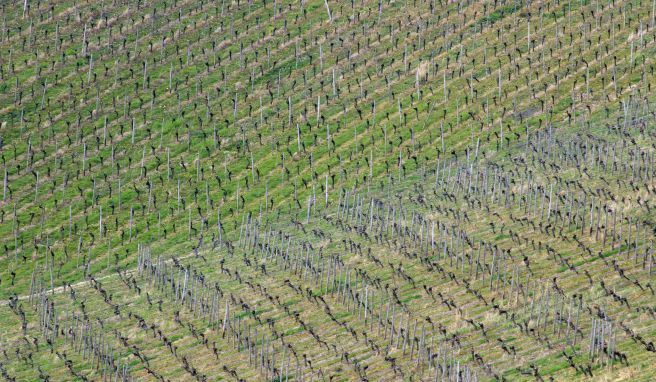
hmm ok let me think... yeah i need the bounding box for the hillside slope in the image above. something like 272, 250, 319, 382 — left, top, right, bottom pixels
1, 0, 656, 380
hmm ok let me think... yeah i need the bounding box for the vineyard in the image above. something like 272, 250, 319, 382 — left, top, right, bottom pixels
1, 0, 656, 380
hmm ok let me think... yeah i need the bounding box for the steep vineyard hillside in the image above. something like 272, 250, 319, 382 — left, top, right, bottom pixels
0, 0, 655, 380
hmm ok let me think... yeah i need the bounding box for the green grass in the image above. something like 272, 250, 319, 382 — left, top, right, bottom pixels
0, 0, 655, 380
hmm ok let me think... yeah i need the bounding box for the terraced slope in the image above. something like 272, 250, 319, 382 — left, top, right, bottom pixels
0, 0, 656, 380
